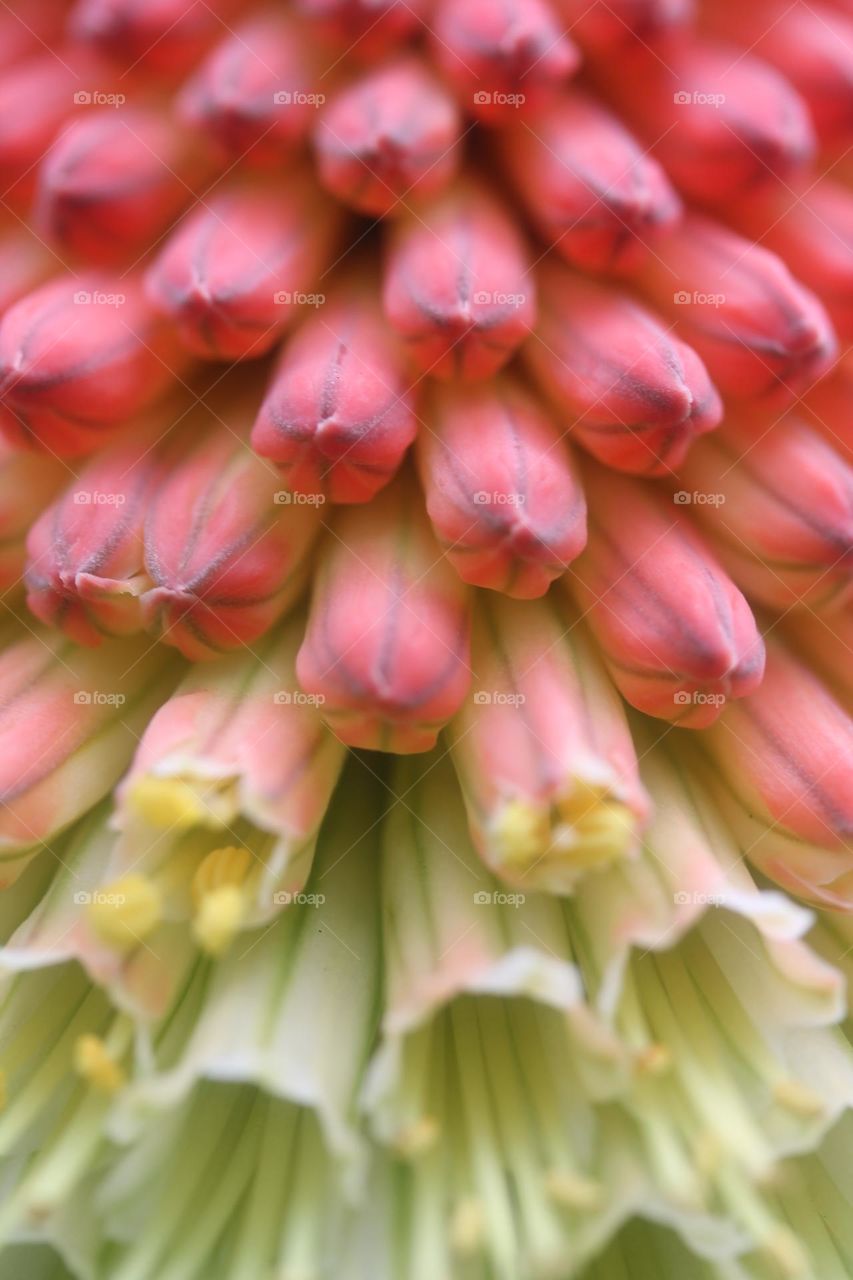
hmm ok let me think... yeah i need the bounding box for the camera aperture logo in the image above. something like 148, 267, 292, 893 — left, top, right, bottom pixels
274, 490, 326, 506
273, 290, 325, 308
473, 91, 526, 108
673, 90, 726, 108
473, 690, 526, 706
673, 290, 725, 307
74, 90, 126, 107
73, 690, 126, 706
673, 690, 726, 708
73, 290, 126, 307
74, 490, 126, 506
74, 889, 127, 906
273, 90, 326, 108
473, 491, 525, 507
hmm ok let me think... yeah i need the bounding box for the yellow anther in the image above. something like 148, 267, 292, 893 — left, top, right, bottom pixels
395, 1116, 440, 1159
73, 1035, 125, 1093
193, 885, 246, 956
636, 1043, 672, 1076
128, 776, 207, 830
761, 1226, 810, 1279
544, 1169, 603, 1210
492, 800, 549, 871
191, 845, 253, 907
449, 1198, 486, 1256
773, 1079, 824, 1115
86, 876, 162, 952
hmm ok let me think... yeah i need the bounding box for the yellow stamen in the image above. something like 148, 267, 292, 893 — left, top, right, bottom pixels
191, 845, 253, 907
73, 1034, 124, 1093
761, 1226, 810, 1279
544, 1169, 603, 1210
636, 1043, 672, 1075
773, 1079, 824, 1115
395, 1115, 440, 1158
192, 885, 247, 956
449, 1198, 486, 1256
492, 800, 549, 871
86, 875, 162, 952
128, 776, 207, 830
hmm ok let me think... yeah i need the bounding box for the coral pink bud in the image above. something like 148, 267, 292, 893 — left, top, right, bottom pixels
70, 0, 239, 77
501, 91, 681, 272
598, 38, 814, 209
735, 181, 853, 342
707, 0, 853, 153
251, 277, 417, 503
24, 419, 171, 645
0, 51, 98, 207
0, 3, 65, 72
526, 260, 721, 474
564, 459, 764, 726
178, 13, 323, 167
0, 276, 183, 457
556, 0, 691, 52
417, 377, 587, 597
429, 0, 580, 122
35, 107, 202, 266
146, 180, 341, 361
383, 180, 535, 380
448, 593, 650, 892
314, 57, 462, 217
674, 414, 852, 614
697, 637, 853, 911
0, 627, 179, 886
140, 419, 321, 660
0, 440, 67, 595
297, 473, 472, 753
293, 0, 424, 60
636, 214, 837, 405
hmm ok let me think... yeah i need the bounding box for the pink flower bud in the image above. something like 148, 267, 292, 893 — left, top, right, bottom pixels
597, 36, 814, 210
0, 50, 104, 208
293, 0, 424, 60
674, 414, 852, 614
383, 179, 536, 380
707, 0, 853, 153
0, 627, 179, 887
296, 473, 472, 752
564, 458, 764, 725
501, 91, 681, 272
526, 260, 721, 474
697, 637, 853, 911
0, 275, 184, 457
429, 0, 580, 122
35, 107, 203, 266
314, 56, 462, 216
736, 181, 853, 342
24, 418, 170, 644
448, 593, 650, 892
177, 13, 324, 167
145, 180, 342, 360
417, 376, 587, 597
636, 214, 837, 405
140, 418, 321, 660
251, 276, 417, 503
556, 0, 691, 53
802, 356, 853, 465
0, 439, 67, 595
70, 0, 240, 77
0, 2, 65, 72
